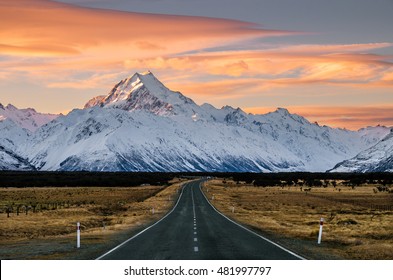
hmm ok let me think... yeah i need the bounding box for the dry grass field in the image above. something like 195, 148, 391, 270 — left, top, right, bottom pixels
0, 178, 186, 259
203, 179, 393, 260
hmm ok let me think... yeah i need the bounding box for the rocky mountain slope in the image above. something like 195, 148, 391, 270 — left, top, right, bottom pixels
330, 129, 393, 172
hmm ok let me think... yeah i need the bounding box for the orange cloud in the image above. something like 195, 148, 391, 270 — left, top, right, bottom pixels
381, 72, 393, 82
0, 0, 392, 130
166, 78, 270, 101
0, 0, 287, 58
46, 72, 126, 89
269, 43, 393, 54
2, 0, 391, 91
0, 0, 298, 90
125, 43, 393, 87
140, 45, 393, 110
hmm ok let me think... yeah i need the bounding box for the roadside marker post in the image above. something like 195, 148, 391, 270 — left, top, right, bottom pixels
318, 218, 324, 244
77, 222, 81, 248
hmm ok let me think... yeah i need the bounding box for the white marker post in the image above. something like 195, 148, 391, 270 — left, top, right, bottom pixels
318, 218, 324, 244
76, 222, 81, 248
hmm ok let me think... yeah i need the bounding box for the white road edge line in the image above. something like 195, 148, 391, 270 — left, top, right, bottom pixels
199, 180, 306, 260
96, 182, 188, 260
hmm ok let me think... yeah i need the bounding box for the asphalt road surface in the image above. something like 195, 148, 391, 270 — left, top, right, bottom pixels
97, 180, 303, 260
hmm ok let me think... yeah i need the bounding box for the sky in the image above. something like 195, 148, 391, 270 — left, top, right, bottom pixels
0, 0, 392, 130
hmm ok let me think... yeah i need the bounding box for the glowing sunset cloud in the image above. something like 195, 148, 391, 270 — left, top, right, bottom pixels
0, 0, 392, 130
162, 44, 393, 101
0, 0, 295, 95
0, 0, 288, 58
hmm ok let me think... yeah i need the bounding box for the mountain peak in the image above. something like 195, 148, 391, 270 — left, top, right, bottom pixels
5, 104, 17, 111
84, 71, 197, 116
275, 107, 290, 115
124, 70, 157, 85
136, 70, 153, 78
122, 71, 166, 96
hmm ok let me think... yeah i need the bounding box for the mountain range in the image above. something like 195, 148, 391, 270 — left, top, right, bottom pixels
1, 71, 392, 172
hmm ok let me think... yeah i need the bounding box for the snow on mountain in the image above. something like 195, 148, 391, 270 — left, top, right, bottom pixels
83, 95, 106, 109
0, 118, 35, 170
1, 71, 391, 172
25, 106, 303, 172
215, 107, 391, 171
0, 103, 58, 132
358, 125, 391, 146
84, 71, 199, 117
330, 129, 393, 172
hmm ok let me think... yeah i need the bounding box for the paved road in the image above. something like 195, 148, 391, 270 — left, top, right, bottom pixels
98, 180, 302, 260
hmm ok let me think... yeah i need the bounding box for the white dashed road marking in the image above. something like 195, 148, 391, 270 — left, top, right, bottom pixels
191, 186, 199, 253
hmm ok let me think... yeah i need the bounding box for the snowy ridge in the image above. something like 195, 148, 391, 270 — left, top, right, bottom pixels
0, 103, 58, 132
330, 129, 393, 172
25, 107, 303, 172
0, 118, 34, 170
1, 71, 392, 172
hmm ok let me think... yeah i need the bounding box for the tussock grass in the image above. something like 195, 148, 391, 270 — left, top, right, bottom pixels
0, 178, 186, 259
203, 179, 393, 259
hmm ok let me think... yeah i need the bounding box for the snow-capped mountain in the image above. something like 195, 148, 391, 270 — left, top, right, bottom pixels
0, 118, 35, 170
330, 129, 393, 172
0, 103, 58, 132
0, 103, 58, 170
1, 71, 391, 172
84, 71, 198, 117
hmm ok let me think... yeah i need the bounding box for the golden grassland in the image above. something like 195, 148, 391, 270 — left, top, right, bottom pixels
0, 178, 186, 259
202, 179, 393, 260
